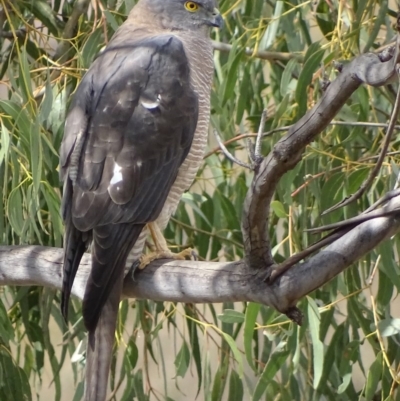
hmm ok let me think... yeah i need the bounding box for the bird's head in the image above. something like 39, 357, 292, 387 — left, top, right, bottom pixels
138, 0, 223, 32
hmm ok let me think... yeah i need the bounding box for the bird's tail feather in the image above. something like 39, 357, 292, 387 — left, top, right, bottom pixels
84, 223, 144, 401
85, 278, 121, 401
61, 199, 90, 320
82, 223, 144, 333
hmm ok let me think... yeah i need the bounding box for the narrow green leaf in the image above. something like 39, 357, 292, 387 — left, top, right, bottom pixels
39, 78, 53, 123
295, 45, 325, 117
364, 351, 382, 400
27, 0, 62, 36
133, 370, 147, 401
307, 297, 324, 389
271, 200, 287, 218
18, 47, 34, 107
222, 332, 243, 378
0, 100, 31, 144
363, 2, 388, 53
375, 318, 400, 337
280, 58, 299, 97
211, 366, 224, 401
218, 309, 245, 324
181, 192, 212, 228
185, 306, 202, 396
228, 370, 244, 401
0, 122, 10, 167
203, 351, 212, 401
103, 10, 120, 32
72, 382, 84, 401
81, 28, 103, 68
244, 302, 260, 371
30, 119, 42, 198
127, 337, 138, 369
252, 344, 289, 401
7, 187, 24, 236
0, 299, 14, 343
316, 1, 335, 40
174, 341, 190, 378
260, 1, 283, 49
378, 242, 400, 292
338, 371, 352, 394
221, 42, 243, 105
347, 168, 369, 195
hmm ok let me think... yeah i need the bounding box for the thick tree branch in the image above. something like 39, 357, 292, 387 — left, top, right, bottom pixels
1, 197, 399, 319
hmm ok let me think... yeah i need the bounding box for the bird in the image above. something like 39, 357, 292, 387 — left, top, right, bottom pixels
59, 0, 222, 399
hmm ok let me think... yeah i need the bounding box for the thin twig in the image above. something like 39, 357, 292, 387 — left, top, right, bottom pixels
270, 200, 400, 280
306, 206, 400, 234
255, 109, 267, 159
212, 40, 303, 62
364, 188, 400, 213
268, 227, 356, 281
204, 121, 400, 160
245, 138, 256, 167
213, 129, 252, 170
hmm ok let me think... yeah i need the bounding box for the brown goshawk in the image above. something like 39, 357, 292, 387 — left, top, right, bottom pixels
59, 0, 222, 399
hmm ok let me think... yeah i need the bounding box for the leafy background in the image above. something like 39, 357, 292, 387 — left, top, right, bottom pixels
1, 0, 400, 400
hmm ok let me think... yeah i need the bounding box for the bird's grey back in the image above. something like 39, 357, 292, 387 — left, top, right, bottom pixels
122, 3, 216, 266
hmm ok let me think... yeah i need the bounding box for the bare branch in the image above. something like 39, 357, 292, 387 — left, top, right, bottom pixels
365, 187, 400, 213
212, 40, 303, 62
213, 129, 252, 169
254, 109, 266, 160
241, 30, 400, 272
0, 204, 399, 318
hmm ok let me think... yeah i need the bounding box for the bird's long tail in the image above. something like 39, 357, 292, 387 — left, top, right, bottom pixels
84, 223, 144, 401
85, 278, 121, 401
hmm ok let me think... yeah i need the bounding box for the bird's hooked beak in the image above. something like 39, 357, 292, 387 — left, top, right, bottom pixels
209, 8, 223, 28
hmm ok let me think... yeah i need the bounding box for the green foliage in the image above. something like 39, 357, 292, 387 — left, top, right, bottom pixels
1, 0, 400, 400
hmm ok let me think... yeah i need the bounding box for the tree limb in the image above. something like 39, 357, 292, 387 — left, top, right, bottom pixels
241, 28, 400, 271
1, 197, 399, 321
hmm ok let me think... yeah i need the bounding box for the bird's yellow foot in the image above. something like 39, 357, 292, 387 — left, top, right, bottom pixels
138, 248, 197, 269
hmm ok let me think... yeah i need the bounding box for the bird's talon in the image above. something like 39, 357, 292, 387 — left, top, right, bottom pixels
190, 249, 198, 261
138, 247, 196, 269
129, 260, 141, 280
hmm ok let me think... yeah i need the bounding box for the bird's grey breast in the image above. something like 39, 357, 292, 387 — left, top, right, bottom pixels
155, 33, 214, 229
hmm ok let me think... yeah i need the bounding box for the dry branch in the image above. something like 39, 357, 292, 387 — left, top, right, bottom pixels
1, 196, 400, 323
242, 28, 400, 272
212, 40, 303, 62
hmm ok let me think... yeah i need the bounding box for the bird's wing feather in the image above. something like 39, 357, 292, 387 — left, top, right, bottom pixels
61, 35, 198, 227
60, 34, 198, 330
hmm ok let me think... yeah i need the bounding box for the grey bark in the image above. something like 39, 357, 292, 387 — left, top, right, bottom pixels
1, 202, 400, 320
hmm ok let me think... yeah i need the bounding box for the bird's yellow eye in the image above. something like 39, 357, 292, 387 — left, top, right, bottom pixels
184, 1, 199, 12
